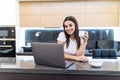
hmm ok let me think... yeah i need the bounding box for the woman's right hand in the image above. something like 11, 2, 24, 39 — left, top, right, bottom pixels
75, 55, 88, 62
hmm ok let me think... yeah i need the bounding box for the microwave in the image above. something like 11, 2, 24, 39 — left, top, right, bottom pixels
0, 26, 15, 38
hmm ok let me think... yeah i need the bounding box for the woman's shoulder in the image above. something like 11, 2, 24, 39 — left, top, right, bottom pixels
59, 32, 65, 36
59, 31, 64, 34
57, 32, 66, 42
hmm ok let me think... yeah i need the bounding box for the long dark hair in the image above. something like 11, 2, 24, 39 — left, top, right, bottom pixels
63, 16, 80, 49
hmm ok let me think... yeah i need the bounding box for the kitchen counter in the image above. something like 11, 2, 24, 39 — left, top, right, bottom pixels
17, 52, 93, 56
0, 56, 120, 80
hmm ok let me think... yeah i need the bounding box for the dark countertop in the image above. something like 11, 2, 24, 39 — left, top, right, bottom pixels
17, 52, 93, 56
17, 51, 120, 57
1, 56, 120, 80
0, 56, 120, 76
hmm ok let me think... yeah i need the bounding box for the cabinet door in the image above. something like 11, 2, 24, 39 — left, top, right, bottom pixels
20, 2, 40, 27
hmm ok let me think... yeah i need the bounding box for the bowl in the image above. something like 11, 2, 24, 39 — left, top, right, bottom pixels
89, 61, 104, 68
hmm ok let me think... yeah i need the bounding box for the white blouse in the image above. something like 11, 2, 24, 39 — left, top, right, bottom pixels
57, 31, 86, 55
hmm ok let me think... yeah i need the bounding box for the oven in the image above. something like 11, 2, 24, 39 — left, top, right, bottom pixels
0, 26, 16, 57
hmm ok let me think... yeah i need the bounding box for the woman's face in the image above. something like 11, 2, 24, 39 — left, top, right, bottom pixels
64, 20, 75, 35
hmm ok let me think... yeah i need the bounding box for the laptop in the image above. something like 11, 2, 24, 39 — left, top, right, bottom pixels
31, 42, 74, 69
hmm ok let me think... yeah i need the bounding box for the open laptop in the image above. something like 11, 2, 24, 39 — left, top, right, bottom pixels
31, 42, 74, 69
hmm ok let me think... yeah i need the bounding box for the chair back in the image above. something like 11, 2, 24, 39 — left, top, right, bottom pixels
92, 49, 117, 59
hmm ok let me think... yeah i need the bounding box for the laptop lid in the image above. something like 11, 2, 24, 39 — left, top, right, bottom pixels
31, 42, 67, 68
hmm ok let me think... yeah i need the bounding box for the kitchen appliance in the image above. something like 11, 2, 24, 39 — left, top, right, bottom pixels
0, 26, 16, 57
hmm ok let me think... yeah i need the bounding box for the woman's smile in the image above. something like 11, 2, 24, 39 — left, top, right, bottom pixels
66, 28, 74, 34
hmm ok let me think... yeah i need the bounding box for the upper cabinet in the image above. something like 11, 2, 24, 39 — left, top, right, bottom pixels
20, 0, 120, 27
20, 2, 40, 27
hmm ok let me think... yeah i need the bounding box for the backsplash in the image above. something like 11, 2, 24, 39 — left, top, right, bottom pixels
16, 27, 120, 54
22, 28, 115, 52
25, 29, 114, 46
25, 29, 63, 46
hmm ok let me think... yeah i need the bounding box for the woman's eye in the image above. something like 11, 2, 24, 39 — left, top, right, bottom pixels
65, 25, 68, 28
69, 24, 72, 27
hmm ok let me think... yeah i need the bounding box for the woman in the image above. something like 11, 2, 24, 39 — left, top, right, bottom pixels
57, 16, 88, 62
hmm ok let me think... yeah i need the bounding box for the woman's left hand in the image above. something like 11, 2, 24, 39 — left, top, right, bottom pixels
82, 32, 88, 43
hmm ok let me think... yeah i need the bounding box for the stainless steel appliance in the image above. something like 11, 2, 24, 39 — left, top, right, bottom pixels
0, 26, 15, 57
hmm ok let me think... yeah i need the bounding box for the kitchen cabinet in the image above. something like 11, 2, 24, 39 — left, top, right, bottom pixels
20, 1, 120, 27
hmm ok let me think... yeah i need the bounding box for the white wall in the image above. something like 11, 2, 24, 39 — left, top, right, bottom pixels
0, 0, 18, 25
0, 0, 20, 52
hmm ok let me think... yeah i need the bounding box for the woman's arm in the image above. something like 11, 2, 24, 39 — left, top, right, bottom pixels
64, 53, 88, 61
76, 32, 88, 56
58, 40, 88, 61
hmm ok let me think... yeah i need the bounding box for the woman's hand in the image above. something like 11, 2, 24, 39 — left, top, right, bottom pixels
75, 55, 88, 62
82, 32, 88, 43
